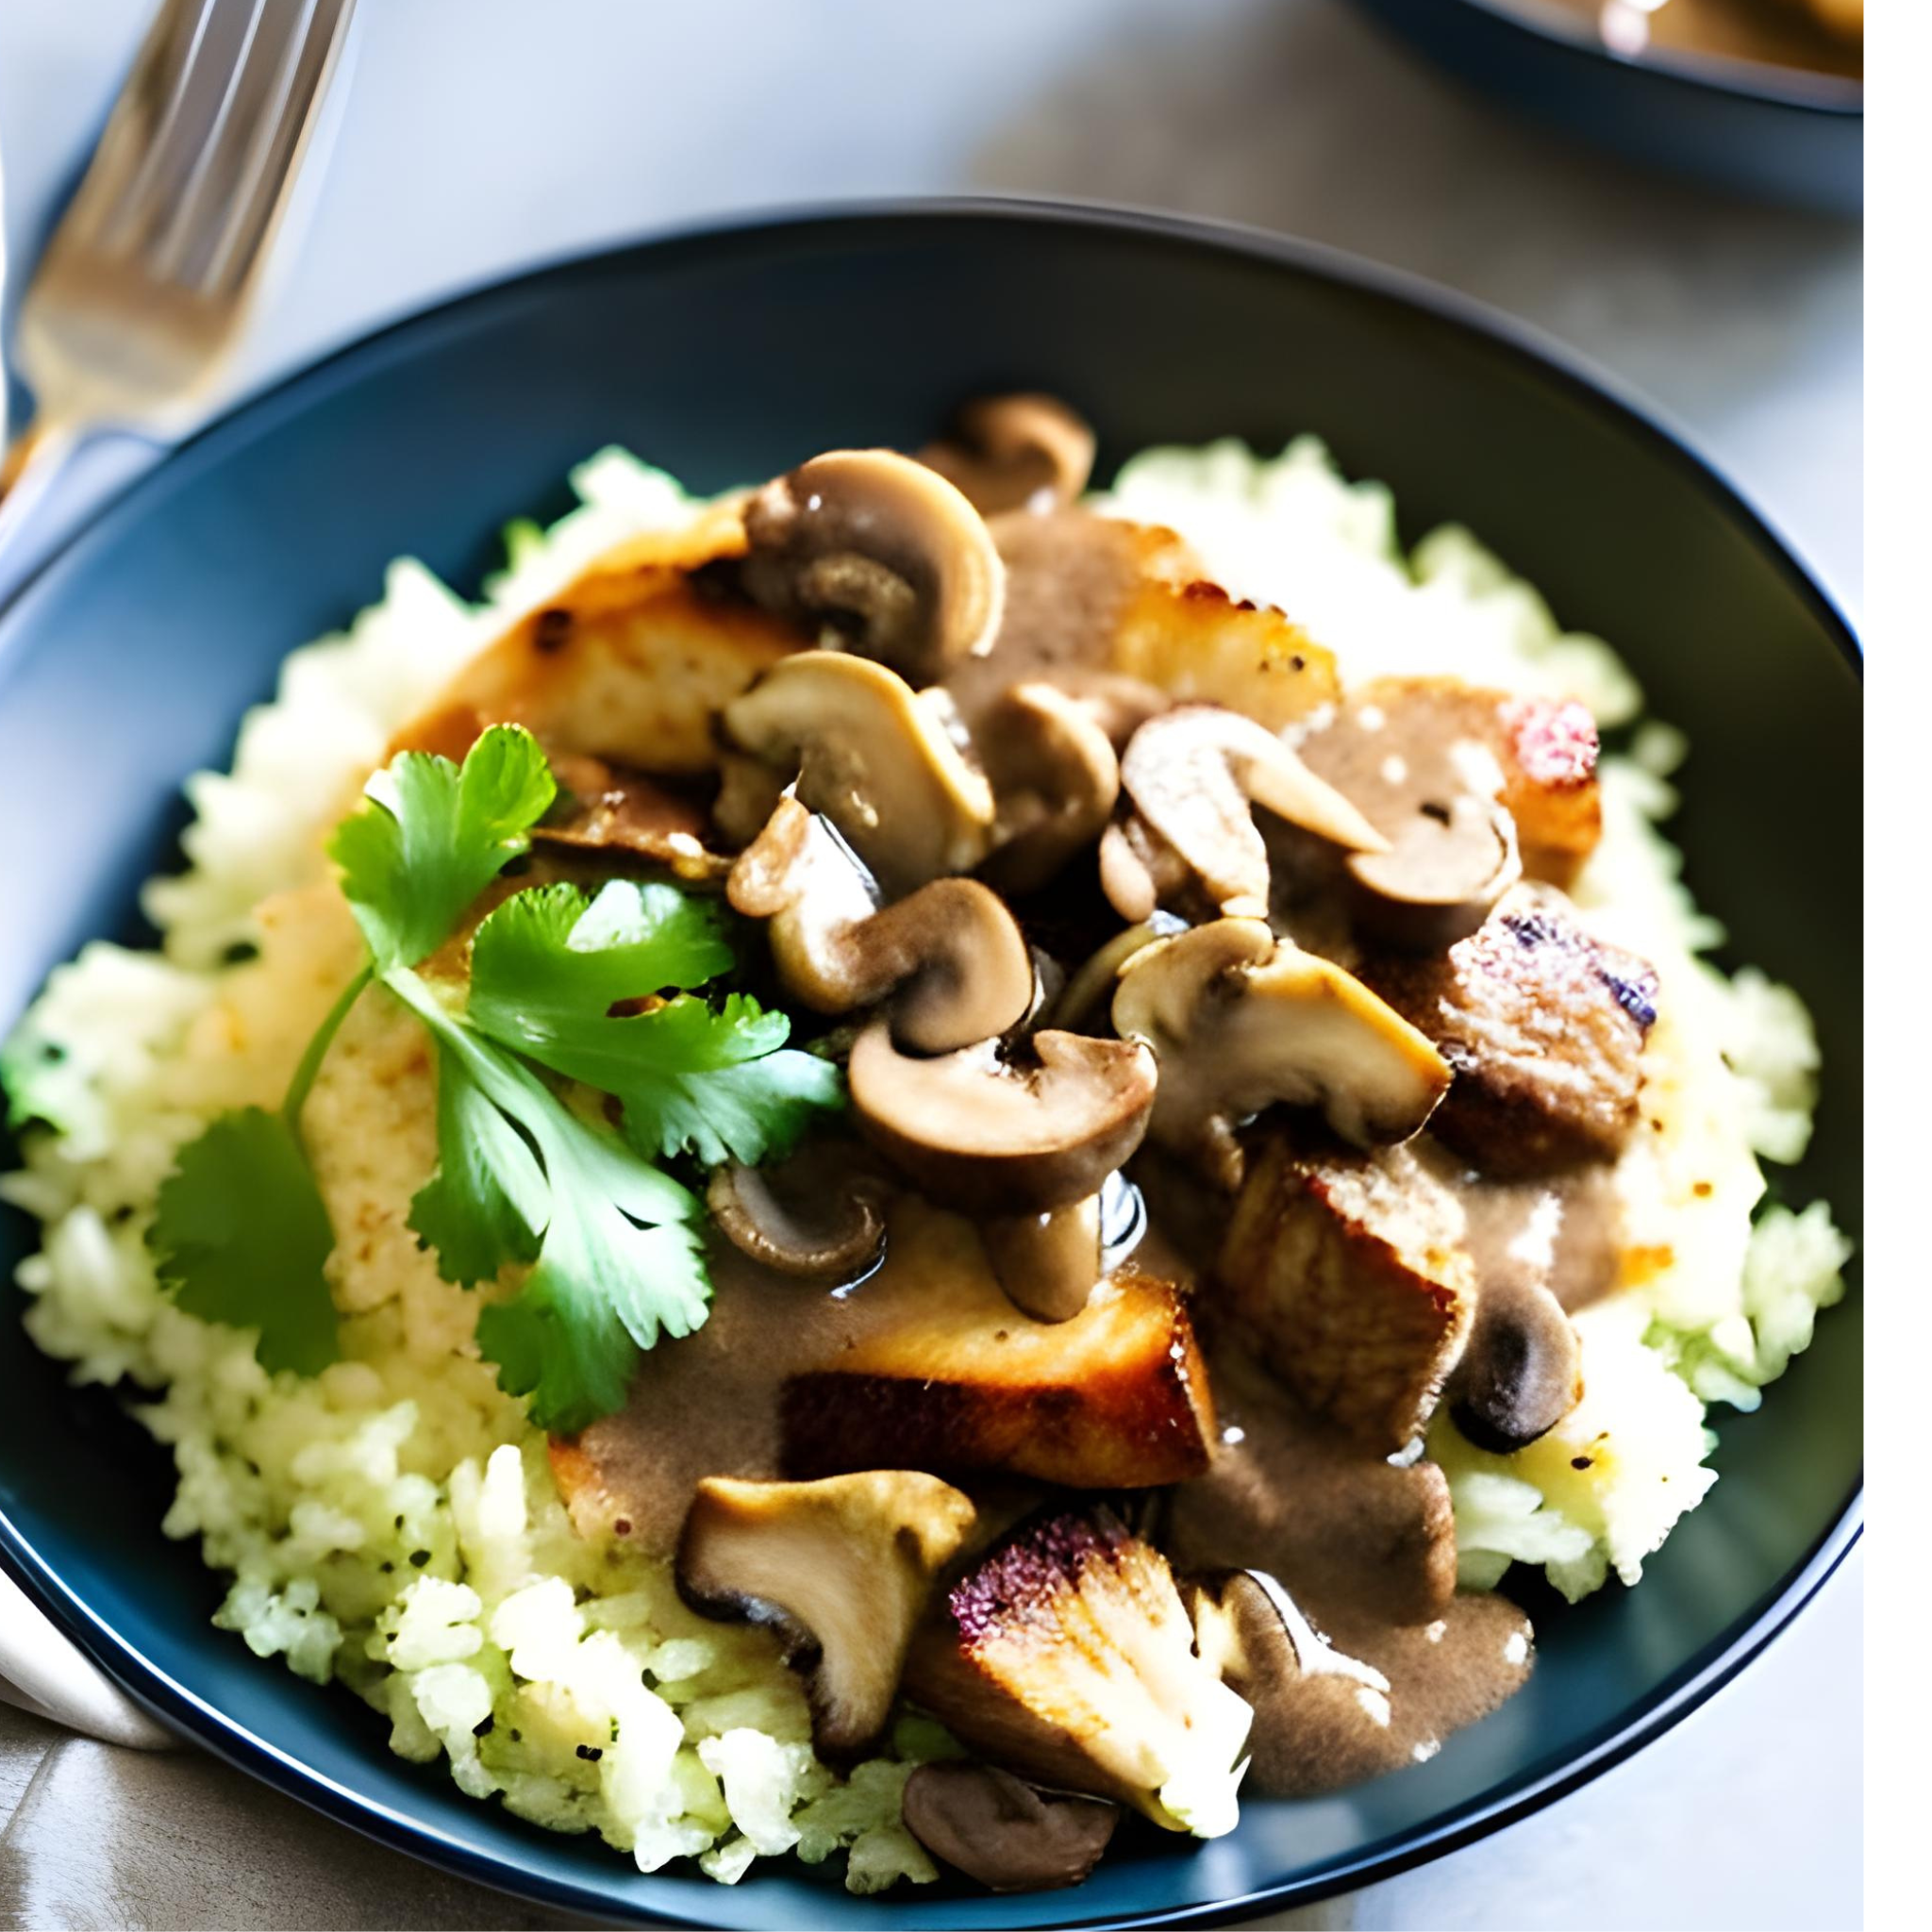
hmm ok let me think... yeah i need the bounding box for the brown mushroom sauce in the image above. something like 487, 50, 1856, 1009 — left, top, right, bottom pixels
460, 397, 1653, 1889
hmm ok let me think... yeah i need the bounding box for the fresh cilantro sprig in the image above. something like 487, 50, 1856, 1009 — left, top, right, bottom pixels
147, 724, 841, 1425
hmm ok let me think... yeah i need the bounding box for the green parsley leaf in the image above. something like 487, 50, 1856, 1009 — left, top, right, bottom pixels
474, 1135, 710, 1433
148, 1108, 338, 1375
328, 724, 556, 970
407, 1041, 545, 1286
465, 882, 842, 1166
389, 969, 709, 1430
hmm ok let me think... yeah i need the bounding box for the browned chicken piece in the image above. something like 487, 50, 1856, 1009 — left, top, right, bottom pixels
1495, 692, 1603, 889
390, 500, 798, 774
780, 1262, 1215, 1490
1299, 676, 1602, 891
1363, 885, 1658, 1176
1217, 1139, 1474, 1453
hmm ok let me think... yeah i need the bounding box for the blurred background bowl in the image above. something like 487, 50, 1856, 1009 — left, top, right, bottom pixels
1352, 0, 1861, 213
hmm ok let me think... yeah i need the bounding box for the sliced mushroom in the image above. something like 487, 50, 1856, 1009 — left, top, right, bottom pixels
901, 1762, 1118, 1893
847, 1024, 1157, 1216
1046, 917, 1184, 1031
740, 450, 1005, 681
917, 393, 1097, 517
983, 1193, 1103, 1323
1120, 705, 1389, 917
1449, 1278, 1584, 1453
1348, 793, 1522, 952
1111, 917, 1450, 1189
729, 797, 1032, 1054
676, 1471, 977, 1757
978, 683, 1122, 895
724, 650, 994, 894
705, 1146, 886, 1282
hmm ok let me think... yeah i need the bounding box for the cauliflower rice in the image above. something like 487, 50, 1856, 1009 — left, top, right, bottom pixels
1, 438, 1851, 1886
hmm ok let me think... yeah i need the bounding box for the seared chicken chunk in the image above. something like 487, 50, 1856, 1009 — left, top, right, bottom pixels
780, 1257, 1215, 1491
904, 1507, 1252, 1834
1495, 692, 1603, 889
1217, 1139, 1474, 1452
392, 502, 796, 774
1364, 885, 1658, 1175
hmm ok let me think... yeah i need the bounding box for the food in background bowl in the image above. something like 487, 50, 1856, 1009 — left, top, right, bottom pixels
1, 399, 1849, 1896
1535, 0, 1862, 78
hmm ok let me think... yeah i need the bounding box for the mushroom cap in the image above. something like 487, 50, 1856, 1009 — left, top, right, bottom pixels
1120, 705, 1389, 917
741, 449, 1006, 680
676, 1471, 977, 1757
1111, 917, 1450, 1168
730, 797, 1032, 1054
848, 1024, 1158, 1216
918, 393, 1098, 517
1449, 1278, 1584, 1453
724, 650, 994, 894
979, 682, 1123, 895
705, 1151, 887, 1283
900, 1762, 1118, 1893
1348, 793, 1523, 952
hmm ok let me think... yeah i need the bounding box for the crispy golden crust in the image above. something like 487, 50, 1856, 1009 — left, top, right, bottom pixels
781, 1269, 1215, 1490
391, 501, 798, 774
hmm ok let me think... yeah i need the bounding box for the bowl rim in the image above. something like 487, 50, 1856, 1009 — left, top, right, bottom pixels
1439, 0, 1864, 116
0, 195, 1863, 1928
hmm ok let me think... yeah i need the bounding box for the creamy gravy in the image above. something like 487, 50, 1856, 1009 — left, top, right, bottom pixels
1429, 1145, 1624, 1315
1166, 1349, 1531, 1797
568, 1135, 1612, 1793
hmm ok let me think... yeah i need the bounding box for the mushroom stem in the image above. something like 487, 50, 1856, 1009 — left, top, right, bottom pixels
983, 1195, 1104, 1323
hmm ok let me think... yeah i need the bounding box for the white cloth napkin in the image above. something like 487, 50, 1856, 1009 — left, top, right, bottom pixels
0, 1572, 172, 1750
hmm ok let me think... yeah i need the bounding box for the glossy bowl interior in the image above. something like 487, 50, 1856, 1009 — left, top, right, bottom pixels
1352, 0, 1861, 214
0, 204, 1861, 1928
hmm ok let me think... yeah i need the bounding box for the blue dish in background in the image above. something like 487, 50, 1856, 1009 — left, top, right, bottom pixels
0, 202, 1860, 1926
1353, 0, 1861, 214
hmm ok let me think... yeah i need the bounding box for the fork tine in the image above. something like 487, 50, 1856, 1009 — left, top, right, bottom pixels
144, 0, 274, 285
195, 0, 349, 296
56, 0, 225, 253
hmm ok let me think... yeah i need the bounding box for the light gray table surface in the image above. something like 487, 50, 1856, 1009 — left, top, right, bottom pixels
0, 3, 1861, 1928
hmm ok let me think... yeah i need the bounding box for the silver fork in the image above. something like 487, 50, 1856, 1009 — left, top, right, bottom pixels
0, 0, 358, 532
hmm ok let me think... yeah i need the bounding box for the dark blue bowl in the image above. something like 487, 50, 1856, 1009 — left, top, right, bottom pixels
0, 202, 1860, 1927
1353, 0, 1861, 214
